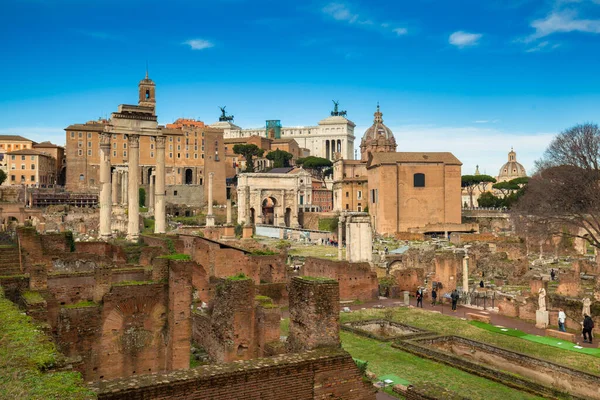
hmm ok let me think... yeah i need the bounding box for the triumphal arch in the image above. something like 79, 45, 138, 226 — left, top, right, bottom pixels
237, 170, 312, 228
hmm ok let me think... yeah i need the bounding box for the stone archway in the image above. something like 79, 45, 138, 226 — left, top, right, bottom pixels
261, 197, 277, 225
184, 168, 193, 185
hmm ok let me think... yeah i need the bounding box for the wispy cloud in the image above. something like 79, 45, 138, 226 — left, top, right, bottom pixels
321, 2, 409, 37
183, 39, 214, 51
473, 119, 501, 124
524, 9, 600, 42
448, 31, 482, 48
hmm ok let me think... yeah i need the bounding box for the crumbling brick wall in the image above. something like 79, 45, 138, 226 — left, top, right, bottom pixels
302, 257, 378, 301
287, 276, 340, 352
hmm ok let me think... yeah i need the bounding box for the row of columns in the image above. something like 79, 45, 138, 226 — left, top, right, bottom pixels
110, 170, 129, 206
99, 133, 166, 241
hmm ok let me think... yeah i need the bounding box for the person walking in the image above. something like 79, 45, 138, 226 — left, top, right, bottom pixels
583, 314, 595, 344
558, 308, 567, 332
416, 287, 423, 308
451, 289, 460, 312
431, 287, 437, 306
551, 269, 556, 281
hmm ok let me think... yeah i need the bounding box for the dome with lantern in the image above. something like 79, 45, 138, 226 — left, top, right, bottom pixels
359, 104, 397, 161
497, 148, 527, 182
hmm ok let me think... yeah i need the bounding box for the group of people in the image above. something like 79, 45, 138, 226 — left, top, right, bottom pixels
557, 308, 595, 344
321, 238, 339, 247
415, 287, 461, 312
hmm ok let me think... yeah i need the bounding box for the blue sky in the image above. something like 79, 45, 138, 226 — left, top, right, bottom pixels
2, 0, 600, 176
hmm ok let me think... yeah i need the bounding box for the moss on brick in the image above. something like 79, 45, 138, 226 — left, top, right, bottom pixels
156, 253, 191, 261
63, 301, 99, 309
299, 276, 337, 283
22, 290, 45, 305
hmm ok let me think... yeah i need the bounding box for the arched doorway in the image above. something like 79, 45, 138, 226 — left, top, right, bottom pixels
147, 168, 153, 185
261, 197, 276, 225
284, 207, 291, 227
249, 208, 255, 225
184, 169, 193, 185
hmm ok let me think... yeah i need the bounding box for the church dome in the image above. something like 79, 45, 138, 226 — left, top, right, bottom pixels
360, 104, 397, 161
497, 148, 527, 182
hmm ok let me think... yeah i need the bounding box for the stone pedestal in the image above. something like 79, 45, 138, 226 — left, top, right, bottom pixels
226, 198, 232, 225
127, 135, 140, 241
535, 310, 549, 329
242, 225, 253, 239
403, 291, 410, 306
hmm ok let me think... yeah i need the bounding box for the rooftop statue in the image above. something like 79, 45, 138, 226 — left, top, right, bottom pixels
331, 100, 347, 117
219, 106, 234, 122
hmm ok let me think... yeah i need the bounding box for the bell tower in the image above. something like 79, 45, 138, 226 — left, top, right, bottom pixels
138, 70, 156, 113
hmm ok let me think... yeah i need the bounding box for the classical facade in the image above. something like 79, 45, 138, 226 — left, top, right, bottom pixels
65, 88, 226, 205
211, 103, 356, 161
497, 148, 527, 182
237, 170, 313, 227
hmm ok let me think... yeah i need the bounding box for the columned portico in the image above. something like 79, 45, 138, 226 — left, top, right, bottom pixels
99, 132, 112, 240
127, 134, 140, 241
154, 136, 166, 234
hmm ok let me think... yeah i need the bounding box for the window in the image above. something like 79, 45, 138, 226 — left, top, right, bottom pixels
11, 175, 15, 181
345, 191, 349, 198
20, 175, 25, 182
70, 132, 75, 138
177, 145, 181, 151
177, 153, 181, 159
194, 153, 198, 159
11, 164, 15, 170
177, 137, 181, 143
30, 175, 35, 181
78, 149, 83, 156
11, 155, 15, 160
151, 151, 154, 158
345, 204, 349, 210
174, 190, 178, 196
169, 152, 173, 158
357, 205, 362, 212
88, 141, 92, 148
78, 132, 82, 138
21, 156, 25, 161
87, 149, 92, 156
371, 189, 378, 203
113, 143, 117, 149
88, 132, 92, 138
31, 156, 34, 161
151, 144, 154, 149
112, 134, 117, 140
31, 164, 35, 170
79, 174, 84, 181
113, 151, 116, 157
414, 173, 425, 187
170, 144, 173, 151
169, 137, 173, 142
357, 190, 362, 200
202, 154, 204, 159
123, 151, 127, 157
186, 153, 189, 159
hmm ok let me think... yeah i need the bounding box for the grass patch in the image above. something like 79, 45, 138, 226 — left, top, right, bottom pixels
288, 245, 343, 260
0, 288, 95, 399
63, 301, 98, 309
341, 331, 544, 400
227, 273, 250, 281
22, 291, 45, 305
172, 216, 201, 226
298, 276, 337, 283
318, 217, 338, 232
280, 318, 289, 336
342, 307, 600, 376
250, 249, 277, 256
157, 253, 191, 261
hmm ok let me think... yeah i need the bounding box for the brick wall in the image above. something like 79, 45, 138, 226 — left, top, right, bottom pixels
302, 257, 378, 301
93, 349, 375, 400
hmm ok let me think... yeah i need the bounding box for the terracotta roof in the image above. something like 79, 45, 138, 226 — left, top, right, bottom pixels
65, 122, 106, 132
6, 149, 53, 157
33, 141, 62, 149
367, 152, 462, 167
0, 135, 33, 142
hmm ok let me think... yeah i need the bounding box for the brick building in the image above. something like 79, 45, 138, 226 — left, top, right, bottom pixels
64, 76, 226, 205
6, 149, 57, 187
0, 136, 64, 186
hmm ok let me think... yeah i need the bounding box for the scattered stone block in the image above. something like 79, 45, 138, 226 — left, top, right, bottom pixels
466, 313, 491, 324
546, 329, 576, 343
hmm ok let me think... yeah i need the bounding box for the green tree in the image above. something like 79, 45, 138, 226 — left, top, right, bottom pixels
461, 175, 496, 207
0, 170, 6, 186
492, 181, 520, 199
265, 149, 293, 168
139, 187, 146, 208
233, 144, 265, 172
297, 156, 333, 180
477, 191, 502, 208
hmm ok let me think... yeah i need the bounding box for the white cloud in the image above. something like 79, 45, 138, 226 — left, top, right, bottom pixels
183, 39, 214, 51
525, 9, 600, 42
321, 2, 409, 36
449, 31, 483, 47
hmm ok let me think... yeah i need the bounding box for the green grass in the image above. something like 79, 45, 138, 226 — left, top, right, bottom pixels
0, 288, 95, 399
342, 307, 600, 376
157, 253, 191, 261
298, 276, 337, 283
469, 321, 600, 358
341, 331, 544, 400
250, 249, 277, 256
63, 301, 98, 309
318, 218, 338, 232
288, 245, 343, 260
112, 280, 155, 287
22, 291, 45, 305
227, 273, 250, 281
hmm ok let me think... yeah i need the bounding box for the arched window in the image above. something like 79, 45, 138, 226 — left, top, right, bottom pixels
79, 174, 84, 181
414, 173, 425, 187
145, 89, 150, 99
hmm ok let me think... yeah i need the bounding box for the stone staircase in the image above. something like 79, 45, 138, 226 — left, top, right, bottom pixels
0, 246, 21, 276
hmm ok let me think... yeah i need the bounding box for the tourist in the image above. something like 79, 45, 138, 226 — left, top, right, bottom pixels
431, 287, 437, 306
582, 314, 594, 344
551, 269, 556, 281
451, 289, 460, 312
558, 308, 566, 332
416, 287, 423, 308
479, 280, 484, 288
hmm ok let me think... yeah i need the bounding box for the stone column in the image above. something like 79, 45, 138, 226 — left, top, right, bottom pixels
280, 189, 286, 227
226, 198, 232, 225
338, 214, 345, 260
127, 134, 140, 241
111, 169, 118, 205
148, 170, 155, 213
206, 172, 215, 227
122, 171, 128, 205
463, 253, 470, 305
154, 136, 166, 234
99, 132, 112, 240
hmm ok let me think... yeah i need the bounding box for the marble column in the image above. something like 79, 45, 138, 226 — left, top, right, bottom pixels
338, 214, 345, 260
127, 135, 140, 241
122, 171, 128, 205
226, 198, 232, 225
206, 172, 215, 227
111, 169, 118, 205
99, 132, 112, 240
148, 170, 155, 213
463, 253, 470, 305
154, 136, 166, 234
280, 189, 286, 227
